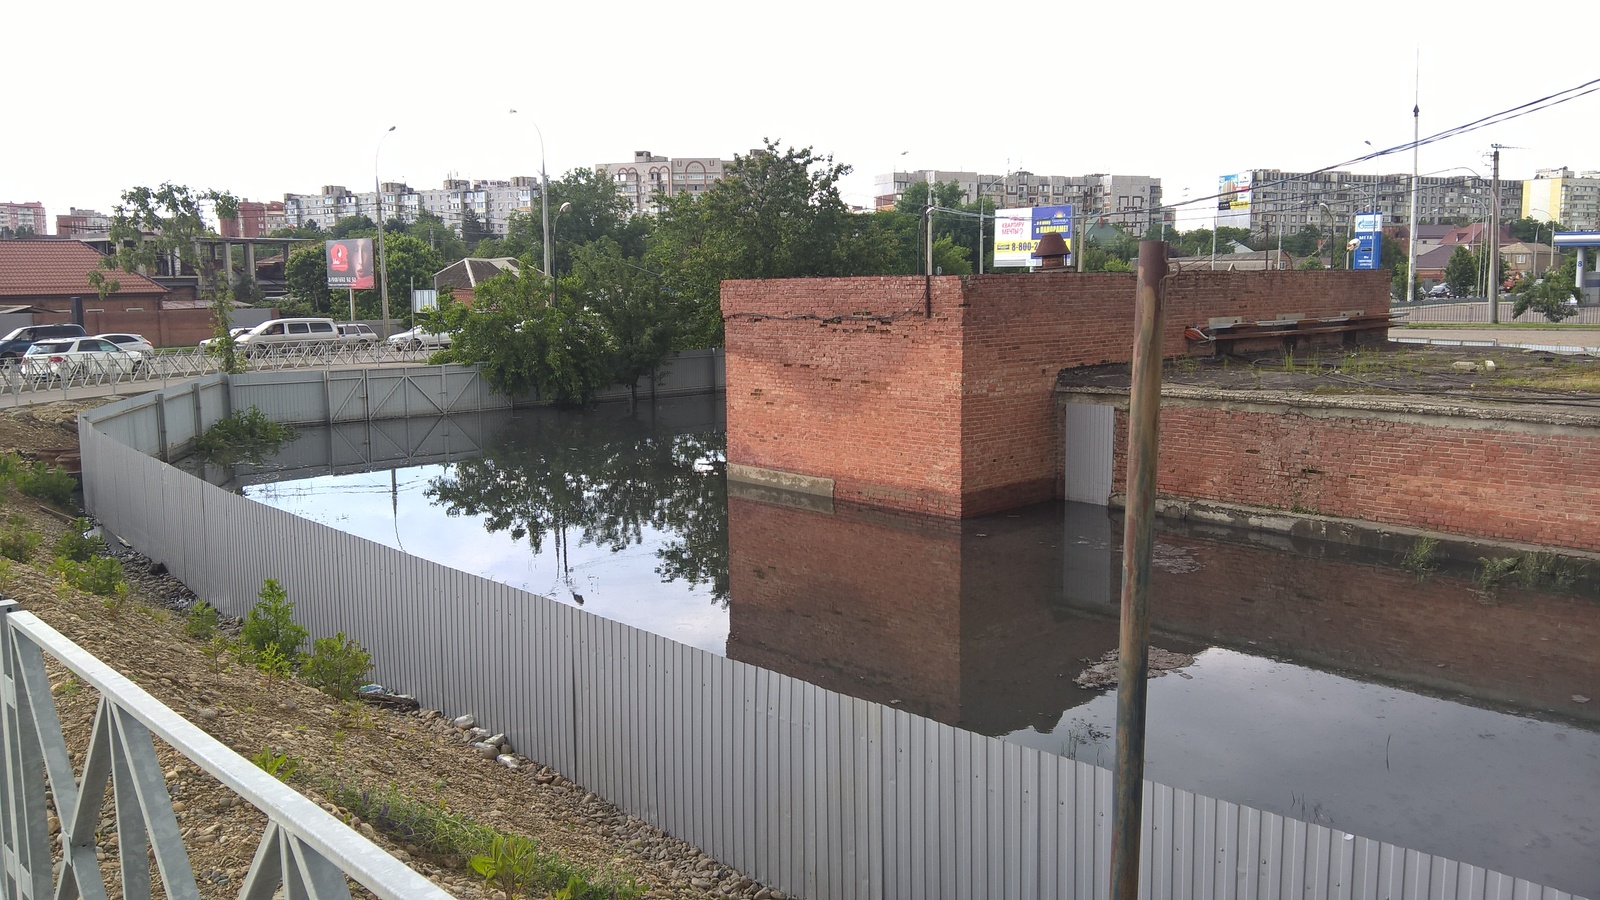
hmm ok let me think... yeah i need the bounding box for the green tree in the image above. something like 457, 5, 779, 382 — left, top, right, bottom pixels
459, 209, 493, 249
566, 238, 682, 407
329, 215, 376, 239
1443, 245, 1477, 297
648, 139, 889, 346
1512, 256, 1581, 322
105, 183, 242, 371
408, 210, 467, 262
269, 222, 323, 239
284, 245, 334, 315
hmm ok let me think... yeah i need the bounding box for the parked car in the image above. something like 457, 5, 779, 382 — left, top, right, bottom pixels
1425, 284, 1454, 299
199, 327, 250, 352
387, 327, 452, 351
94, 332, 155, 360
338, 323, 380, 345
234, 317, 341, 357
21, 338, 138, 381
0, 323, 89, 360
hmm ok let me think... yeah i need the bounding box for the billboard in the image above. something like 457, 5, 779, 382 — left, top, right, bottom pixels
1217, 173, 1252, 228
992, 204, 1075, 267
325, 238, 375, 289
1352, 213, 1382, 270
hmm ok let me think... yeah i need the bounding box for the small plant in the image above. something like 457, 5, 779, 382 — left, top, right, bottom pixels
341, 699, 378, 732
241, 578, 307, 662
301, 632, 374, 701
1475, 556, 1521, 591
319, 780, 497, 859
53, 675, 82, 700
192, 406, 297, 466
51, 518, 107, 563
51, 555, 128, 598
250, 747, 300, 781
1400, 536, 1439, 580
0, 557, 12, 593
471, 833, 540, 900
184, 602, 220, 640
253, 643, 293, 683
0, 520, 42, 562
205, 635, 233, 673
15, 461, 77, 507
1515, 551, 1586, 591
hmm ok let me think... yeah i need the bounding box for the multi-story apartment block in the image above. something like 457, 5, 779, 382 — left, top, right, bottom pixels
1226, 169, 1523, 242
1522, 168, 1600, 231
54, 208, 111, 238
0, 201, 47, 235
283, 177, 541, 236
594, 151, 736, 215
872, 170, 1168, 236
219, 200, 287, 238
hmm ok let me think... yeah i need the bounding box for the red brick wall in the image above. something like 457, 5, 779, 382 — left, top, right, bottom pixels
723, 270, 1387, 517
1112, 403, 1600, 553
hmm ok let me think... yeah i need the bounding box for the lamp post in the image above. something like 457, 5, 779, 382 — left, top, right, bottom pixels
1318, 202, 1334, 268
509, 110, 553, 278
550, 201, 571, 306
375, 125, 396, 338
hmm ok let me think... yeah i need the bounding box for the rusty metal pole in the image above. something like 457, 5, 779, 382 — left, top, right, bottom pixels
1109, 240, 1168, 900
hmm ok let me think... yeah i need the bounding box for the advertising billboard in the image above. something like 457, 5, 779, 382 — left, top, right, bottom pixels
1352, 213, 1382, 270
325, 238, 375, 289
1217, 173, 1252, 228
992, 204, 1075, 267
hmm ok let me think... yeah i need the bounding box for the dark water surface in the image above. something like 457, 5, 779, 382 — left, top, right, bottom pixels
231, 397, 1600, 895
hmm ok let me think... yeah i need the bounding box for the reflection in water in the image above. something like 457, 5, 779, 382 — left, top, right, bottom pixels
240, 405, 1600, 895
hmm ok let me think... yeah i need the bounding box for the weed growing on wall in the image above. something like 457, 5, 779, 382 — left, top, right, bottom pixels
1400, 537, 1439, 580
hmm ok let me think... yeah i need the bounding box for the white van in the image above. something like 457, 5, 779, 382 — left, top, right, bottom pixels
234, 318, 341, 356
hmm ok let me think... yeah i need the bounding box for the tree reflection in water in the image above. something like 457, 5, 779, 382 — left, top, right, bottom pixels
423, 407, 729, 606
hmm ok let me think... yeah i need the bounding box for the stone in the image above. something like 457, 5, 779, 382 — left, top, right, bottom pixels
754, 889, 772, 900
485, 733, 505, 747
196, 707, 219, 721
496, 754, 519, 769
450, 714, 475, 729
693, 878, 713, 889
358, 822, 378, 841
474, 743, 500, 759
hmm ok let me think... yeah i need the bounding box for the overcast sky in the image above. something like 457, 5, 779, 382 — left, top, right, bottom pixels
8, 1, 1597, 233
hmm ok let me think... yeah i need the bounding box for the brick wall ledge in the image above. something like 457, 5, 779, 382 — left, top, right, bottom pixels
1061, 383, 1600, 429
726, 463, 834, 499
1108, 493, 1600, 571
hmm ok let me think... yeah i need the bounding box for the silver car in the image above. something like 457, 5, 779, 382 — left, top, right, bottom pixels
22, 338, 139, 381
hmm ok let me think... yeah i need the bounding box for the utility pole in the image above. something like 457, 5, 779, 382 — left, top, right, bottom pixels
1489, 146, 1502, 324
1407, 84, 1419, 304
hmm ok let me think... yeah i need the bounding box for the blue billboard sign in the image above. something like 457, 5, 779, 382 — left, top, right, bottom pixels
1352, 213, 1381, 270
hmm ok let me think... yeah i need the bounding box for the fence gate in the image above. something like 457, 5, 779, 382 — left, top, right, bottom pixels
1063, 402, 1114, 505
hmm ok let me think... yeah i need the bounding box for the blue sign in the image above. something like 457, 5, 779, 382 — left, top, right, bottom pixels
1352, 212, 1381, 270
1032, 205, 1074, 241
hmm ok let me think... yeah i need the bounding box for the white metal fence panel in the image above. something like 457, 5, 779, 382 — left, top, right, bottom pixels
74, 371, 1585, 900
1063, 402, 1115, 505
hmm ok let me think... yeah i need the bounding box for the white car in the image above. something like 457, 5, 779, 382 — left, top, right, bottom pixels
338, 323, 380, 345
387, 327, 452, 351
199, 328, 249, 351
94, 332, 155, 359
22, 338, 139, 381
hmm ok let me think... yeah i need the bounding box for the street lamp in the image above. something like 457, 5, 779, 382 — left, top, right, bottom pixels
509, 110, 553, 278
1318, 202, 1335, 268
375, 125, 396, 338
550, 201, 571, 306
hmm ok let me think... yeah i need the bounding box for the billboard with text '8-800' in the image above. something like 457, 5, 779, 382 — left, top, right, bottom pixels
992, 205, 1074, 267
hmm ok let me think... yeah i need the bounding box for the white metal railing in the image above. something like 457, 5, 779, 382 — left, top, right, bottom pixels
0, 600, 453, 900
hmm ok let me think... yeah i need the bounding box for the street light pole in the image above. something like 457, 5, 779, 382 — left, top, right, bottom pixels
375, 125, 396, 339
509, 110, 553, 278
550, 201, 571, 307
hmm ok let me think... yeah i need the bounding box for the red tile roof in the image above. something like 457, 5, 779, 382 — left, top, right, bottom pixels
0, 240, 168, 299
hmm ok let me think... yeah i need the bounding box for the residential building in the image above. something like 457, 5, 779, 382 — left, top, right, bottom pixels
220, 200, 285, 238
432, 257, 521, 304
1, 201, 47, 236
872, 170, 1168, 235
55, 208, 111, 238
1226, 169, 1522, 244
594, 151, 737, 215
0, 239, 168, 311
282, 178, 539, 236
1522, 167, 1600, 230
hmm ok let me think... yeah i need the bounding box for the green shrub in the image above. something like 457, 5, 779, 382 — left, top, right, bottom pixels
183, 602, 220, 640
51, 555, 127, 597
15, 461, 77, 507
193, 406, 297, 465
241, 578, 307, 662
250, 747, 300, 781
0, 520, 42, 562
301, 632, 374, 701
1399, 536, 1438, 580
52, 518, 107, 563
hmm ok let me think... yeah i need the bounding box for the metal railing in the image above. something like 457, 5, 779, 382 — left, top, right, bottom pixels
1392, 297, 1600, 326
0, 600, 452, 900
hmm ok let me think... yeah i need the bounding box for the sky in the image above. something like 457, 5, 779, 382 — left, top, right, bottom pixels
7, 1, 1599, 234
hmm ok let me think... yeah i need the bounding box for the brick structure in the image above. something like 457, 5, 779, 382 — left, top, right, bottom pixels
722, 270, 1387, 517
1102, 395, 1600, 554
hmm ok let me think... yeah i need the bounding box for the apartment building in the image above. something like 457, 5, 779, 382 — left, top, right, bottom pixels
54, 208, 110, 238
594, 151, 736, 215
1226, 168, 1523, 241
872, 170, 1168, 235
0, 201, 47, 235
282, 177, 540, 236
1522, 168, 1600, 231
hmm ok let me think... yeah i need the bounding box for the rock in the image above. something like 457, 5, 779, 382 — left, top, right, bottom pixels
358, 822, 378, 841
450, 714, 475, 729
1451, 361, 1478, 372
196, 707, 219, 721
484, 733, 505, 747
754, 889, 772, 900
533, 772, 555, 785
693, 878, 713, 889
466, 727, 489, 741
496, 754, 519, 769
500, 742, 514, 756
1576, 695, 1591, 703
474, 743, 499, 759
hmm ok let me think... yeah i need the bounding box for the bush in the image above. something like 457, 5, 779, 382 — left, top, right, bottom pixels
0, 519, 42, 562
241, 578, 307, 662
15, 461, 76, 507
193, 406, 297, 465
51, 555, 128, 597
52, 517, 107, 563
183, 601, 220, 640
301, 632, 374, 701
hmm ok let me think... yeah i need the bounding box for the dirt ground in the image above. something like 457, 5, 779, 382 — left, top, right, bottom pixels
0, 400, 769, 899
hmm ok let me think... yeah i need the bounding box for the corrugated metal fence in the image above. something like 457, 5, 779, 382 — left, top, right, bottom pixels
77, 364, 1582, 900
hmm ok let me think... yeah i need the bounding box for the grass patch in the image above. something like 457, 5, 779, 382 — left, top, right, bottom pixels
1399, 537, 1438, 579
192, 406, 297, 466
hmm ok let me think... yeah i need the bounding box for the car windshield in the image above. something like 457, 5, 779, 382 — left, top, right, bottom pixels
27, 341, 71, 354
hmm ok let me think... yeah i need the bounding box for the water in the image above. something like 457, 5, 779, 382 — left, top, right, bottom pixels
225, 398, 1600, 895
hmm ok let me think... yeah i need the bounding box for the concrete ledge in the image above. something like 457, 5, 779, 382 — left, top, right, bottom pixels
727, 463, 834, 499
728, 480, 835, 514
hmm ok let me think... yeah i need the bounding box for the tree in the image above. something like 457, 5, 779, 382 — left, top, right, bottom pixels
269, 223, 323, 239
459, 209, 493, 249
648, 139, 888, 346
408, 210, 466, 262
1443, 245, 1477, 297
105, 183, 243, 372
330, 216, 376, 239
567, 237, 683, 407
1511, 256, 1581, 322
284, 245, 334, 315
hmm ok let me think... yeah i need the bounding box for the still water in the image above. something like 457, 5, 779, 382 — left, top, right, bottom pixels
227, 396, 1600, 895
